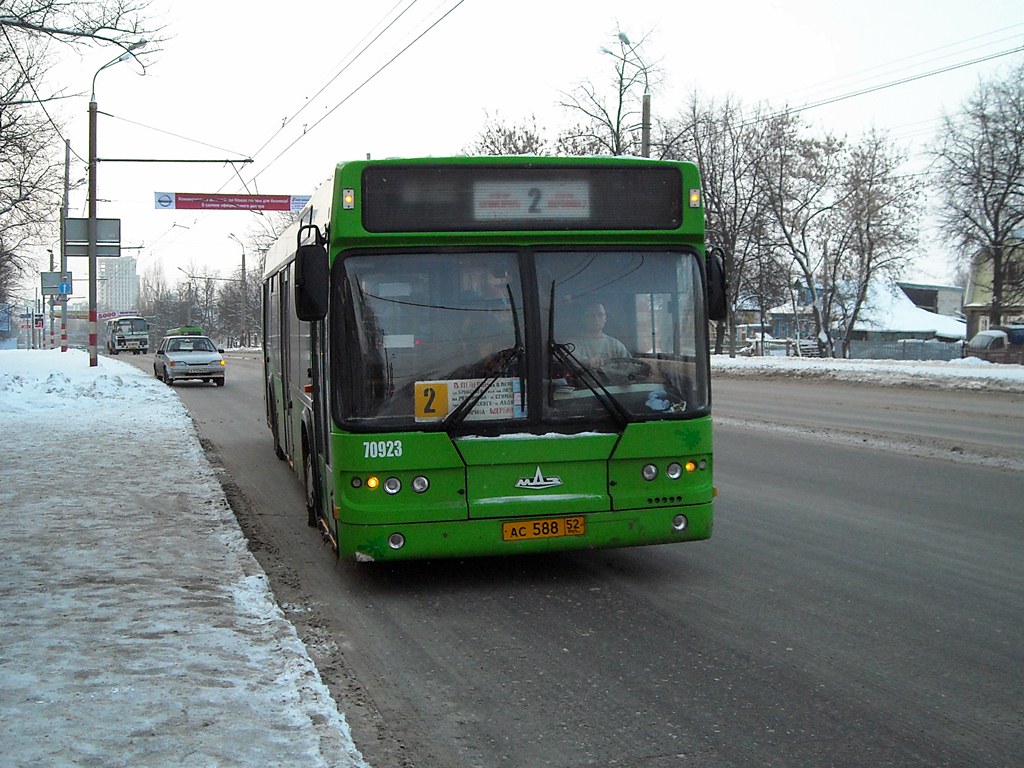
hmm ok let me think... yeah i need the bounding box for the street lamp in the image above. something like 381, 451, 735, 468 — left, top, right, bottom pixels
87, 40, 147, 366
602, 33, 651, 158
228, 233, 247, 347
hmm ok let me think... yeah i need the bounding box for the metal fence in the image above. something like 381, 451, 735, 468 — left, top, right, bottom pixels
847, 339, 964, 361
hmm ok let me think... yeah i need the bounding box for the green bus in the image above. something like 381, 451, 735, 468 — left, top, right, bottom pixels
262, 156, 726, 562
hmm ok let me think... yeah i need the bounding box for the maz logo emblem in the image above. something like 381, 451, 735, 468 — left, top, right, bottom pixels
516, 466, 563, 490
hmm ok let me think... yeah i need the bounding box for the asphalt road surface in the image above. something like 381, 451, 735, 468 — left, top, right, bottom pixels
123, 353, 1024, 767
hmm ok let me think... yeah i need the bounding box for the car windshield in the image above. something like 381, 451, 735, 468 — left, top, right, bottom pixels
331, 248, 709, 432
168, 337, 216, 353
968, 333, 1000, 349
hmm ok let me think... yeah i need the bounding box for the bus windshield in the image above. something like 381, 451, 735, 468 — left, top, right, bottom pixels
333, 249, 708, 430
115, 318, 147, 333
541, 250, 707, 425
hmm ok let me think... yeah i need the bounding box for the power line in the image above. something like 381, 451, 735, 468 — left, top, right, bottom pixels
249, 0, 469, 187
134, 2, 462, 275
744, 43, 1024, 128
100, 111, 251, 159
247, 0, 422, 162
776, 22, 1024, 105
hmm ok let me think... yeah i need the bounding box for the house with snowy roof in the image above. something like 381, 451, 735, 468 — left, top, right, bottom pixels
762, 280, 966, 359
850, 282, 966, 342
768, 281, 965, 343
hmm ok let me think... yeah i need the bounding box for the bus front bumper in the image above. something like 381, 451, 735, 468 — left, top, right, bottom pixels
336, 503, 713, 562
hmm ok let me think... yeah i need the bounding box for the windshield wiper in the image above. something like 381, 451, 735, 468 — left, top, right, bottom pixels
442, 344, 522, 428
444, 283, 525, 429
549, 341, 630, 426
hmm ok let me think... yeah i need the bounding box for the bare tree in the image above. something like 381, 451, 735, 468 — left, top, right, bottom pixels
0, 1, 161, 304
558, 28, 657, 157
756, 112, 848, 355
0, 26, 62, 303
0, 1, 157, 50
930, 61, 1024, 325
663, 95, 778, 353
227, 213, 292, 345
832, 129, 920, 354
465, 112, 549, 156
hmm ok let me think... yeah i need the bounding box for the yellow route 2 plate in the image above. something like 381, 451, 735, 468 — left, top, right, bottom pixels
502, 516, 585, 542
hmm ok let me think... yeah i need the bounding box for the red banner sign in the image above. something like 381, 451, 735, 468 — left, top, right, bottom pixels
154, 192, 310, 211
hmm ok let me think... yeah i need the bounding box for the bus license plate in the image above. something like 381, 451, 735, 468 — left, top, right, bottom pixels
502, 516, 585, 542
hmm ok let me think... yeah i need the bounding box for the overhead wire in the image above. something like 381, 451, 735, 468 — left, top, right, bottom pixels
774, 21, 1024, 105
761, 43, 1024, 124
246, 0, 469, 189
138, 0, 467, 272
246, 0, 421, 162
100, 111, 250, 158
731, 34, 1024, 138
81, 9, 1022, 276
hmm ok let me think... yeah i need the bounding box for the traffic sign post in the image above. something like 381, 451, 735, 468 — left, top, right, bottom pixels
41, 272, 73, 296
64, 218, 120, 258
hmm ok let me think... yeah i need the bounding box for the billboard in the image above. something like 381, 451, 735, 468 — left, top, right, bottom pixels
154, 193, 311, 211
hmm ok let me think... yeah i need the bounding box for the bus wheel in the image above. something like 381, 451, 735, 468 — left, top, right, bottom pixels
268, 394, 286, 460
302, 448, 318, 528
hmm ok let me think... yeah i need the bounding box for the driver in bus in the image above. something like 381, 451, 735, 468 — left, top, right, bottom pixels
569, 302, 629, 370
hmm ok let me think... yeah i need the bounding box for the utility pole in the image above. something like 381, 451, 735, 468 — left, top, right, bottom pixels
229, 233, 247, 347
61, 139, 70, 352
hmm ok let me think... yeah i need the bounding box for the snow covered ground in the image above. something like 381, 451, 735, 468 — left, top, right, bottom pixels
0, 349, 368, 768
1, 347, 1021, 767
712, 351, 1024, 392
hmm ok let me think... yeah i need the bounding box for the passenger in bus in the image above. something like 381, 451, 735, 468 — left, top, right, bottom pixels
569, 302, 629, 369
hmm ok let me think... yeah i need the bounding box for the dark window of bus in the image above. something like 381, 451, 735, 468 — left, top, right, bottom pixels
334, 252, 524, 429
537, 249, 709, 424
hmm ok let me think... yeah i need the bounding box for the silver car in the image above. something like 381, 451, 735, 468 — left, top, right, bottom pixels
153, 335, 226, 386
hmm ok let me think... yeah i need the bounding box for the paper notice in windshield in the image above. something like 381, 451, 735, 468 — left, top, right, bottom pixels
414, 378, 525, 422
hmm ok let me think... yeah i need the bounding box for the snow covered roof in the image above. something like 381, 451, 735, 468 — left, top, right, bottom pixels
769, 282, 966, 340
853, 283, 966, 339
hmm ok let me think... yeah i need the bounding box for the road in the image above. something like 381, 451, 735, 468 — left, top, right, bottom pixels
122, 353, 1024, 767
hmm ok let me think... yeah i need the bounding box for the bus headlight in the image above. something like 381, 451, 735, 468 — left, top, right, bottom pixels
666, 462, 683, 479
673, 514, 688, 531
388, 532, 405, 550
412, 476, 429, 493
642, 464, 658, 481
383, 477, 402, 495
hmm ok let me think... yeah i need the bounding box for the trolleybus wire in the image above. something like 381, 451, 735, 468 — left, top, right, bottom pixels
249, 0, 468, 186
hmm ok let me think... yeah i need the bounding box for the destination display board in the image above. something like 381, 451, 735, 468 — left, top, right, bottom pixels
361, 165, 683, 232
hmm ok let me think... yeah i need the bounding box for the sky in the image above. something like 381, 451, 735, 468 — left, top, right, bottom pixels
23, 0, 1024, 306
1, 346, 1022, 764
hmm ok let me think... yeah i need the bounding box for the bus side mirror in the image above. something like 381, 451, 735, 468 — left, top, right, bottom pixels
706, 247, 728, 321
294, 243, 329, 321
